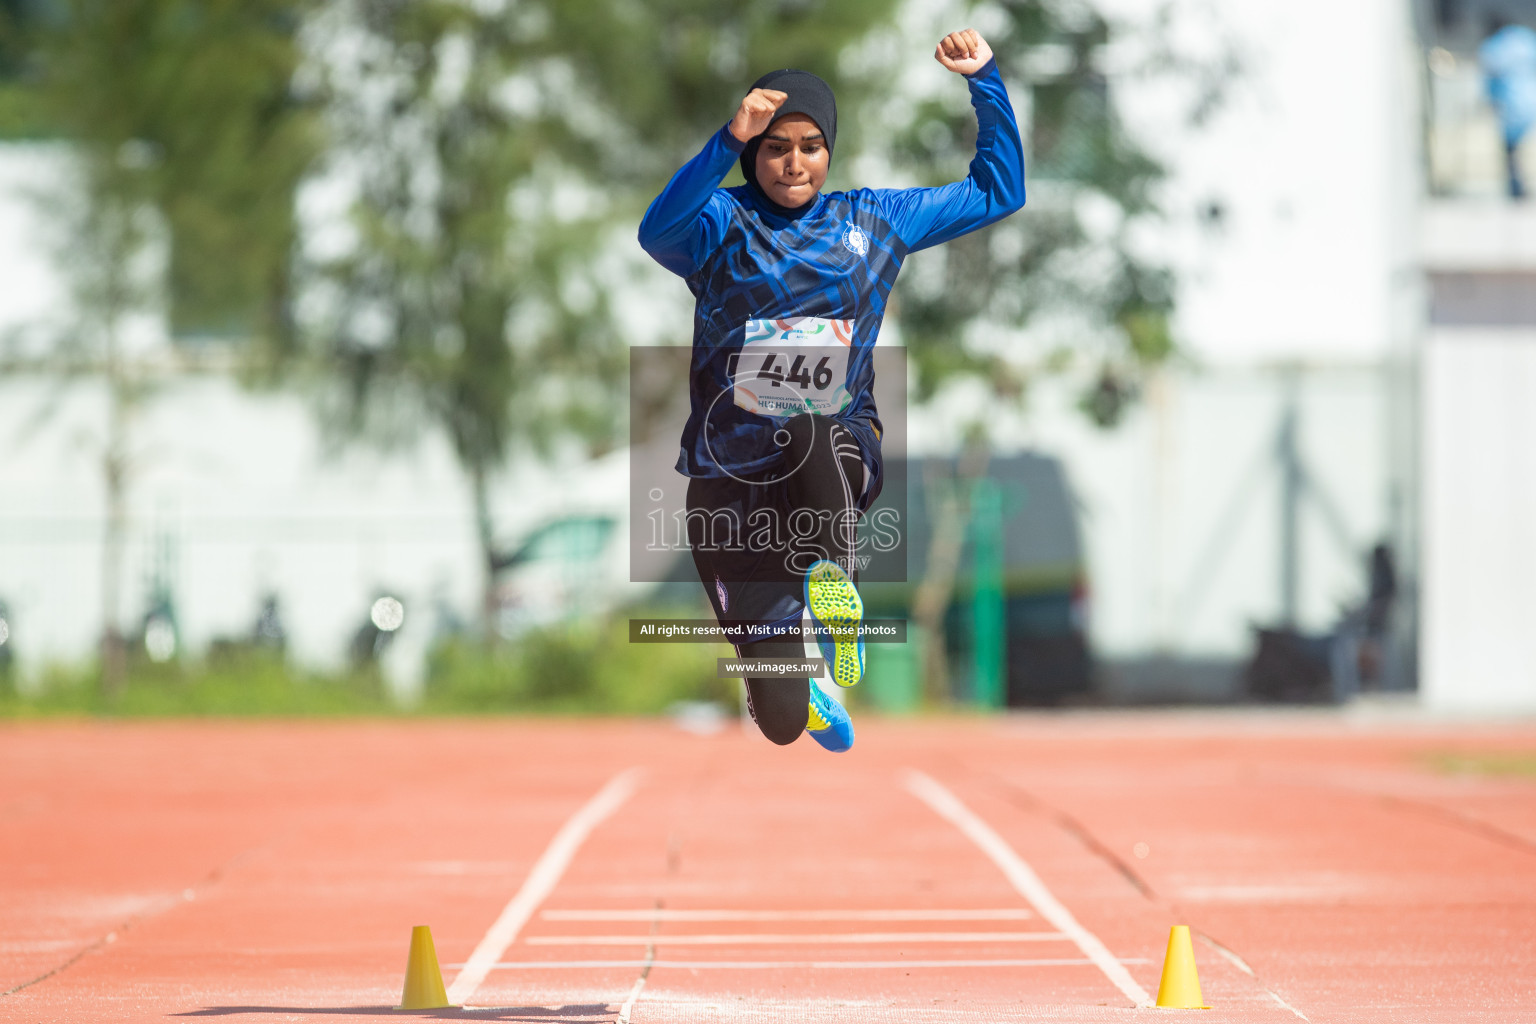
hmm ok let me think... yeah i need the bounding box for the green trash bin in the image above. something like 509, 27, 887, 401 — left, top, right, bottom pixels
864, 622, 922, 714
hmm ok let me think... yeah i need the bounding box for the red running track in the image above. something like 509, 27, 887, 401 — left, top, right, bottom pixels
2, 710, 1535, 1023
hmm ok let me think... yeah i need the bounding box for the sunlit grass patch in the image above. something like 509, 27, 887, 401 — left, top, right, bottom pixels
0, 605, 737, 718
0, 651, 391, 718
1427, 752, 1536, 778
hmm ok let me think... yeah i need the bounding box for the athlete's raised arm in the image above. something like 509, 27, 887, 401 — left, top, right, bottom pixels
876, 30, 1026, 253
638, 88, 788, 277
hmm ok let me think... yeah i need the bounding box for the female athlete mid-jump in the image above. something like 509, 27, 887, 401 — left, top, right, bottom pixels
639, 29, 1025, 752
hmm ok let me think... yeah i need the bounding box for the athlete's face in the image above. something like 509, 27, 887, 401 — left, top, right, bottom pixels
754, 115, 829, 209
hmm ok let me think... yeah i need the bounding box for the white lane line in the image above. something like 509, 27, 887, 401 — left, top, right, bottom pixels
1267, 990, 1311, 1021
447, 768, 642, 1006
527, 931, 1068, 946
616, 971, 647, 1024
903, 770, 1154, 1008
447, 958, 1154, 970
615, 923, 656, 1024
541, 909, 1035, 922
1197, 932, 1310, 1021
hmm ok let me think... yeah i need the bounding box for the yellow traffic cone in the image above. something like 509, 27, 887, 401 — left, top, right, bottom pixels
395, 925, 456, 1011
1155, 925, 1210, 1008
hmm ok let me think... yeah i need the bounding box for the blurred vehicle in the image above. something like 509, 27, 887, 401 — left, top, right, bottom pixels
490, 514, 623, 638
862, 452, 1093, 707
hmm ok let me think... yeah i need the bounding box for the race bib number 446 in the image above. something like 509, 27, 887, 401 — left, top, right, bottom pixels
732, 317, 853, 417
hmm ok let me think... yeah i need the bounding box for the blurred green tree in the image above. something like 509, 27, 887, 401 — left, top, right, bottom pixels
542, 0, 899, 189
883, 1, 1235, 423
2, 0, 320, 693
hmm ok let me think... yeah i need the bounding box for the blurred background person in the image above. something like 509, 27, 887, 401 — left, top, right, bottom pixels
1479, 12, 1536, 197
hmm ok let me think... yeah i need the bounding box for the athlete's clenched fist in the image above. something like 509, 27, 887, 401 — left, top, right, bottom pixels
934, 29, 993, 76
729, 88, 789, 143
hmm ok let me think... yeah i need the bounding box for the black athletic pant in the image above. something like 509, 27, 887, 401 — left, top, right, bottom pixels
731, 414, 865, 744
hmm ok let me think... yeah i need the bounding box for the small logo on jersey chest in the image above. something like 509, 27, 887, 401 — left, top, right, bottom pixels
841, 222, 869, 257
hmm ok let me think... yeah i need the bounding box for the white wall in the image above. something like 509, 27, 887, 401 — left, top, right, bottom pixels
0, 377, 468, 686
1102, 0, 1419, 367
0, 372, 624, 698
1421, 329, 1536, 711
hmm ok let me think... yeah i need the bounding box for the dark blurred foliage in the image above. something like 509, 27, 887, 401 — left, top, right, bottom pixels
540, 0, 897, 191
0, 0, 56, 137
1078, 363, 1137, 428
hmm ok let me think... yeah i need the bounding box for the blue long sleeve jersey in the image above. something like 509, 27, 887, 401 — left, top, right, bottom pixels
638, 59, 1025, 497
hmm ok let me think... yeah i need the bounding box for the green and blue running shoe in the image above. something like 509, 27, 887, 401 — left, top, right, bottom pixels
806, 683, 854, 753
805, 559, 864, 688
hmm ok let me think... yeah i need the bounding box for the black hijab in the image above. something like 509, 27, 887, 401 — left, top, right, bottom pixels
738, 68, 837, 218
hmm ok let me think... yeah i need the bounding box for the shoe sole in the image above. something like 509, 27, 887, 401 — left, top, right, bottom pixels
805, 560, 864, 688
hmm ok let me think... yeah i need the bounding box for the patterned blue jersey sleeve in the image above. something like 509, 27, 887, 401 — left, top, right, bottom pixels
872, 59, 1026, 253
637, 124, 746, 277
